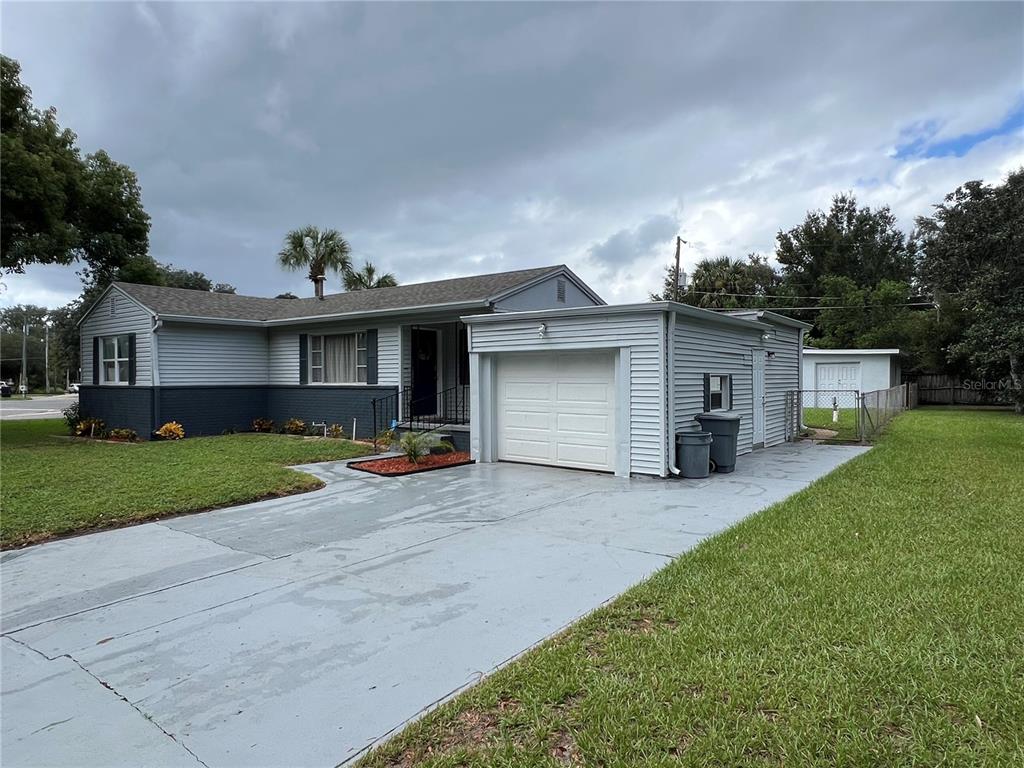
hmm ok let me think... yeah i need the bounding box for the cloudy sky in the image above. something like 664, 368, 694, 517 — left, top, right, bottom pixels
2, 1, 1022, 309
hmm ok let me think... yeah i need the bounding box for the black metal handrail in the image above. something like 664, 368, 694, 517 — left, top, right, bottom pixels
372, 384, 470, 446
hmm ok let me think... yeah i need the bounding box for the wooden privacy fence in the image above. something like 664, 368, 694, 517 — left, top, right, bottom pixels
906, 373, 1013, 405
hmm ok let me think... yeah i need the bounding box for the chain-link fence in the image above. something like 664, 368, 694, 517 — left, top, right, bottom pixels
860, 383, 917, 440
785, 383, 918, 442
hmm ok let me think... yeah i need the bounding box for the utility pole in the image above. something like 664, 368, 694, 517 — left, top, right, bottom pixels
21, 317, 29, 398
674, 236, 688, 302
44, 323, 50, 393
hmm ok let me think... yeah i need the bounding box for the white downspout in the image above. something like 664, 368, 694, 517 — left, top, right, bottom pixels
666, 308, 682, 477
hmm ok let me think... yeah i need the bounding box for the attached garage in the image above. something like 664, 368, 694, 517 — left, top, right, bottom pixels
465, 304, 809, 478
495, 352, 616, 472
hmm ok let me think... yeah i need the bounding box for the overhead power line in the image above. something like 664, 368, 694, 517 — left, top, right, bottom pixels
682, 288, 932, 300
712, 303, 937, 311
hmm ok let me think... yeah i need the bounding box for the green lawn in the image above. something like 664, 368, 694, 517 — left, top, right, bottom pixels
360, 409, 1024, 767
803, 406, 860, 441
0, 419, 370, 548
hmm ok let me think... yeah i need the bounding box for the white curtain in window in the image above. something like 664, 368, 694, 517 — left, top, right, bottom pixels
323, 335, 356, 382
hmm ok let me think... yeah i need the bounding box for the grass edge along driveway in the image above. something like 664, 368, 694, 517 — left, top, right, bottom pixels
0, 419, 370, 548
360, 409, 1024, 768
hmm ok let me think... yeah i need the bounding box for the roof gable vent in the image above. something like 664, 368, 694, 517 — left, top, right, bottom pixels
556, 279, 566, 303
110, 296, 117, 316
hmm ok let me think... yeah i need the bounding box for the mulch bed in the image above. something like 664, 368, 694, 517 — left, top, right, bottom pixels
349, 451, 473, 477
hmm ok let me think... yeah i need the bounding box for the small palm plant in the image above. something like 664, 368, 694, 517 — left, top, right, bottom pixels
278, 226, 352, 298
344, 261, 398, 291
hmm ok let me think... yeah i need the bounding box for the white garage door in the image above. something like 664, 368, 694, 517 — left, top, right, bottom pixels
496, 352, 616, 472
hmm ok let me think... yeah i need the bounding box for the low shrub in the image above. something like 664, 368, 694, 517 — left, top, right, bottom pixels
430, 439, 456, 455
155, 421, 185, 440
374, 428, 396, 451
399, 431, 429, 464
252, 417, 275, 433
75, 417, 105, 438
107, 428, 138, 442
326, 424, 346, 439
283, 418, 307, 435
62, 402, 81, 434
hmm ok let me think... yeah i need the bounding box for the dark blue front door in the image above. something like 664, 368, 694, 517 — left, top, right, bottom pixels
410, 328, 438, 416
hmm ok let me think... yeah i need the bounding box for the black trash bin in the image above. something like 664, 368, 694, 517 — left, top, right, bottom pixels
694, 411, 742, 473
676, 431, 713, 478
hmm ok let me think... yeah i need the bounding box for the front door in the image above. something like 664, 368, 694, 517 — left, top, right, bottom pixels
752, 351, 766, 446
410, 328, 439, 416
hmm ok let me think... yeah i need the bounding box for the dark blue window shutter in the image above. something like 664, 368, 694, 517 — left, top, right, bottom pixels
728, 375, 734, 411
298, 334, 308, 385
703, 373, 710, 411
365, 329, 378, 385
92, 337, 100, 385
128, 334, 137, 385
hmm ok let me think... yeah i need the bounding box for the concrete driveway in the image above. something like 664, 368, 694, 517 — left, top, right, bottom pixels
1, 443, 867, 767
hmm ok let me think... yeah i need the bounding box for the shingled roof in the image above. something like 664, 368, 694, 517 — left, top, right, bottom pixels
110, 265, 576, 323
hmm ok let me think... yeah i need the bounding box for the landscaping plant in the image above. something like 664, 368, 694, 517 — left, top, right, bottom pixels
327, 424, 346, 439
283, 418, 307, 435
106, 428, 138, 442
61, 402, 81, 434
155, 421, 185, 440
252, 417, 275, 433
75, 417, 105, 438
399, 431, 429, 464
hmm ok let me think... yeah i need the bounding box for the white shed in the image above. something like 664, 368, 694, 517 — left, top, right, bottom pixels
464, 304, 808, 478
802, 348, 901, 396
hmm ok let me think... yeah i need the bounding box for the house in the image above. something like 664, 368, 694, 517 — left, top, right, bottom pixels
801, 348, 901, 404
78, 265, 810, 477
78, 266, 602, 444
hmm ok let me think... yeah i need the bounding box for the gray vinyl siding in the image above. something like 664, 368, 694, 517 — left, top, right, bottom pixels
80, 290, 154, 386
762, 324, 801, 446
672, 320, 760, 456
377, 325, 400, 385
158, 325, 269, 385
469, 311, 665, 476
494, 275, 600, 311
268, 323, 401, 385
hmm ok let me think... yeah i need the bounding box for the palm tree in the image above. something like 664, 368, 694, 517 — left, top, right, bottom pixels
344, 261, 398, 291
689, 256, 748, 308
278, 226, 352, 298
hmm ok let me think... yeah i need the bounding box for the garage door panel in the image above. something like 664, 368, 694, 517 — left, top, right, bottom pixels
556, 412, 610, 434
555, 442, 610, 469
556, 382, 611, 404
503, 409, 551, 429
496, 352, 615, 473
503, 381, 552, 401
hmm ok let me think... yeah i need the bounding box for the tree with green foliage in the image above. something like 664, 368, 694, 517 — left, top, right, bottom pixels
651, 254, 782, 308
1, 56, 150, 277
278, 226, 352, 298
343, 261, 398, 291
1, 55, 83, 273
916, 168, 1024, 413
775, 193, 915, 301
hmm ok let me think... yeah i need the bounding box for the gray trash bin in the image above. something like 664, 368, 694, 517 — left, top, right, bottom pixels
695, 411, 742, 473
676, 431, 713, 478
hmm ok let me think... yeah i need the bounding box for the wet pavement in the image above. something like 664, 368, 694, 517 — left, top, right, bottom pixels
1, 443, 868, 767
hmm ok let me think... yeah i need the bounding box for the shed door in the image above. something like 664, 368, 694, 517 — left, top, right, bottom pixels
752, 352, 766, 446
495, 352, 615, 473
814, 362, 861, 406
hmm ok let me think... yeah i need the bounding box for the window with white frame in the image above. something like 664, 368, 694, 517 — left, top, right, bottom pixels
310, 332, 367, 383
101, 335, 131, 384
707, 374, 731, 410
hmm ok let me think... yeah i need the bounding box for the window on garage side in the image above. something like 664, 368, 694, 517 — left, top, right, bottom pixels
705, 373, 731, 411
101, 335, 131, 385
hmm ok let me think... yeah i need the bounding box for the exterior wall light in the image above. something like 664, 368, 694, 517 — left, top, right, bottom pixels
538, 323, 548, 337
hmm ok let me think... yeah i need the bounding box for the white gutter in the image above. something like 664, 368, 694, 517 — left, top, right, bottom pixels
462, 301, 771, 332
